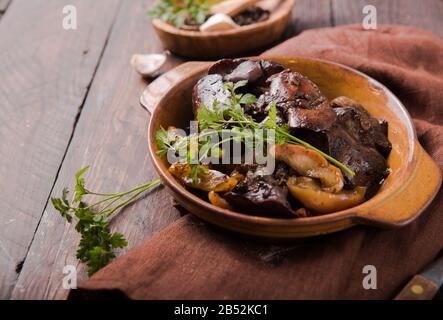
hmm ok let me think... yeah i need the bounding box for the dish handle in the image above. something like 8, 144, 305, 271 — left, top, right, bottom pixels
140, 61, 212, 114
355, 143, 442, 227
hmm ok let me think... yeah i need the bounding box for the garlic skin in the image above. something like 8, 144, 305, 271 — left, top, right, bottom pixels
131, 53, 167, 78
287, 177, 366, 214
270, 144, 345, 193
199, 14, 239, 32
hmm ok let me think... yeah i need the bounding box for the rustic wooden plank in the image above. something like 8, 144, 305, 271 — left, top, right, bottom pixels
11, 0, 182, 299
332, 0, 443, 38
0, 0, 121, 299
287, 0, 333, 36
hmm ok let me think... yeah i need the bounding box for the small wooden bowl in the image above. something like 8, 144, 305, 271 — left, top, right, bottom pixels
151, 0, 295, 59
141, 57, 442, 239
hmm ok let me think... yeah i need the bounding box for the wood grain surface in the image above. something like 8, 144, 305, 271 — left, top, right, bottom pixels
333, 0, 443, 38
0, 0, 121, 299
0, 0, 442, 299
11, 0, 182, 300
287, 0, 333, 36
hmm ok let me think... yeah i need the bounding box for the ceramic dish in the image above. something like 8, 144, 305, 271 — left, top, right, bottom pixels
141, 57, 442, 239
151, 0, 295, 59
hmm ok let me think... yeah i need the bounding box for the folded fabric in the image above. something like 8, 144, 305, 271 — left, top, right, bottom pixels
70, 25, 443, 300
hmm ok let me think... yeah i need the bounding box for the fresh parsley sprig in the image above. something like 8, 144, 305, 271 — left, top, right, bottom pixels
51, 166, 161, 275
148, 0, 209, 28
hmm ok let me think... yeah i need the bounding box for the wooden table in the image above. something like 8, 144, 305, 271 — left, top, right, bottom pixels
0, 0, 442, 300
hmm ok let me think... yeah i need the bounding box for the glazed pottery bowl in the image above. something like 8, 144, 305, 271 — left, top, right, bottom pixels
151, 0, 295, 59
141, 57, 442, 239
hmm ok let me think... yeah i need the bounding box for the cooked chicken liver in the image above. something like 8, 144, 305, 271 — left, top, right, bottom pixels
326, 97, 391, 195
192, 74, 231, 115
194, 59, 284, 116
208, 58, 284, 84
193, 59, 392, 210
329, 97, 392, 157
224, 164, 295, 217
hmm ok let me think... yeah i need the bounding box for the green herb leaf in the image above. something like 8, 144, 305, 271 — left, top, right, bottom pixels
190, 164, 200, 185
52, 166, 162, 276
233, 80, 248, 91
268, 101, 277, 123
155, 126, 170, 156
148, 0, 208, 28
110, 233, 128, 248
239, 93, 257, 105
197, 103, 225, 130
74, 166, 90, 203
51, 196, 72, 223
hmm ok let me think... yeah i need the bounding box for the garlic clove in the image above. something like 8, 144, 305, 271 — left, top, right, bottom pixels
199, 13, 239, 32
131, 53, 167, 78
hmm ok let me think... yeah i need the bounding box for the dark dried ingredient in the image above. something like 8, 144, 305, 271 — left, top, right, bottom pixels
232, 6, 270, 26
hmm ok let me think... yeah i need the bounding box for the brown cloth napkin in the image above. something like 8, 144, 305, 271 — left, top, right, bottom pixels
70, 25, 443, 300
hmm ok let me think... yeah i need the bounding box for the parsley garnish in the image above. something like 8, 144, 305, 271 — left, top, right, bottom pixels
148, 0, 209, 28
51, 167, 161, 275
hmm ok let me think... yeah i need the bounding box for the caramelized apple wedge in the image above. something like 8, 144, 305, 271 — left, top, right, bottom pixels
168, 163, 243, 193
208, 191, 233, 210
270, 144, 344, 193
168, 163, 228, 192
287, 177, 366, 214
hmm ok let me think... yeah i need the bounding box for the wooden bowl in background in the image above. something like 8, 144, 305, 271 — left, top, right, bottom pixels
151, 0, 295, 59
141, 57, 442, 239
